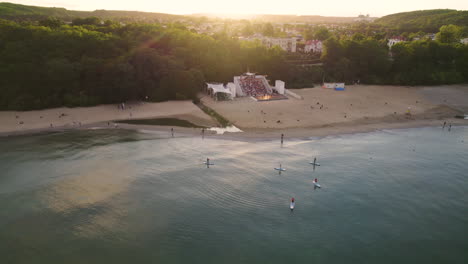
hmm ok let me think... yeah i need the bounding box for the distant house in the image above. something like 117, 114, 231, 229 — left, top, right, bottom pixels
461, 38, 468, 45
304, 40, 323, 53
387, 36, 406, 49
262, 37, 297, 52
239, 35, 297, 53
426, 33, 437, 41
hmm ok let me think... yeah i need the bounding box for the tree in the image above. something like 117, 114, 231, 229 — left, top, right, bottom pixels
436, 24, 462, 43
39, 17, 63, 28
262, 23, 275, 37
313, 27, 331, 41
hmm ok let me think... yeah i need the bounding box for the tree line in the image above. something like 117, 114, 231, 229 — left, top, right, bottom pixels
320, 26, 468, 85
0, 16, 467, 111
0, 19, 297, 110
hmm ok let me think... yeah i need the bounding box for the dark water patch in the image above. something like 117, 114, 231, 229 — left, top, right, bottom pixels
196, 103, 230, 127
116, 118, 206, 128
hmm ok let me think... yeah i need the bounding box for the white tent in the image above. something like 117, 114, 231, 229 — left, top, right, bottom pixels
206, 83, 233, 101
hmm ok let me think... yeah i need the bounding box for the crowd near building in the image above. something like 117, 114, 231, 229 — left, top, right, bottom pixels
206, 73, 288, 101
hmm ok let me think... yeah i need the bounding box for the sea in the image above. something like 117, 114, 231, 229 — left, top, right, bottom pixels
0, 126, 467, 264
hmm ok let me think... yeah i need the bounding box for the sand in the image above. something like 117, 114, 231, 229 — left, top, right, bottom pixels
0, 101, 217, 135
1, 85, 467, 139
203, 84, 466, 129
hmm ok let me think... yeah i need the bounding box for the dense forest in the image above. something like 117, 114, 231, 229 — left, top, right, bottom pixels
0, 3, 467, 111
321, 37, 468, 84
0, 18, 298, 110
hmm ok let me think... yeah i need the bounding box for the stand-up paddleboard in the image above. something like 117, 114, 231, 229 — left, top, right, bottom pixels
275, 164, 286, 173
313, 179, 321, 188
290, 201, 295, 210
204, 159, 214, 168
310, 157, 320, 170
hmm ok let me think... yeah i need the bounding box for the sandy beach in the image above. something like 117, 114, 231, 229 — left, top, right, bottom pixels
1, 84, 467, 139
200, 84, 467, 138
0, 101, 217, 136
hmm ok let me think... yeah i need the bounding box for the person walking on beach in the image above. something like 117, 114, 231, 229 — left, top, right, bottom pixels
171, 128, 174, 137
202, 128, 205, 139
443, 121, 446, 129
448, 124, 452, 131
281, 133, 284, 145
206, 158, 210, 168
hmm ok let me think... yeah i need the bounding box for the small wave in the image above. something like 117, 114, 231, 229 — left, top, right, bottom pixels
208, 125, 243, 135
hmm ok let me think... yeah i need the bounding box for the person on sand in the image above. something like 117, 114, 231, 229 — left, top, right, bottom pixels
449, 124, 452, 131
171, 128, 174, 137
281, 133, 284, 145
443, 121, 446, 129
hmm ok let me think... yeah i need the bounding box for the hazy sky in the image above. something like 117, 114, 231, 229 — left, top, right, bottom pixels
9, 0, 468, 17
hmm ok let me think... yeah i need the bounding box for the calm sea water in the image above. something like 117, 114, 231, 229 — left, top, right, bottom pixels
0, 127, 467, 264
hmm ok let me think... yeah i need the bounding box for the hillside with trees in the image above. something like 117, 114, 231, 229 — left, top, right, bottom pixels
0, 2, 184, 23
375, 9, 468, 33
0, 3, 467, 111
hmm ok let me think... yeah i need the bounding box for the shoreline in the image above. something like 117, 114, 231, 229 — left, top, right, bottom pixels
1, 117, 466, 142
1, 85, 467, 141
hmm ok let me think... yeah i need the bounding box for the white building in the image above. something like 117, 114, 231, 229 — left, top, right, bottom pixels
387, 37, 406, 49
304, 40, 323, 53
262, 37, 297, 52
206, 83, 234, 101
426, 33, 437, 41
274, 80, 285, 94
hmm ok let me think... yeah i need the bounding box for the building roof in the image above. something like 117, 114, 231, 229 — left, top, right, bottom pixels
305, 40, 322, 45
206, 83, 231, 94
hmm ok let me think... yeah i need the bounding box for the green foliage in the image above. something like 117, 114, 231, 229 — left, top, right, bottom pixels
321, 36, 467, 85
313, 27, 331, 41
375, 9, 468, 33
0, 2, 184, 23
1, 3, 468, 111
72, 17, 101, 26
390, 40, 466, 85
262, 23, 275, 37
38, 17, 63, 28
0, 18, 295, 110
436, 24, 464, 43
